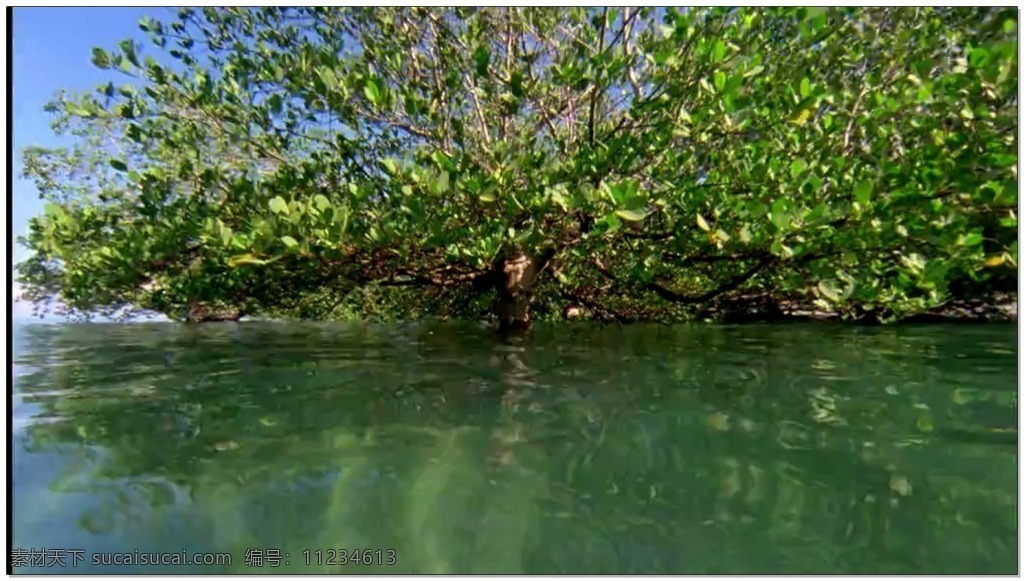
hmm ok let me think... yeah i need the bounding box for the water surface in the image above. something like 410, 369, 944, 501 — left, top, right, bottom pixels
12, 321, 1018, 574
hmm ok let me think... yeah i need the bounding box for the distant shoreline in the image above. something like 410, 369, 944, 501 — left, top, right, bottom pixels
12, 301, 1018, 328
715, 293, 1018, 325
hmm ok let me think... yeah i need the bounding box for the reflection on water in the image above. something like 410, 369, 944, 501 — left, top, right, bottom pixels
12, 321, 1018, 574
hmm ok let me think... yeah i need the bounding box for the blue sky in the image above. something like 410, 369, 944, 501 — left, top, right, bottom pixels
12, 7, 174, 319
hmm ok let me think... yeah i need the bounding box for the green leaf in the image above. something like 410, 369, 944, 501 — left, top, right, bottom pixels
67, 104, 93, 118
799, 77, 811, 98
622, 194, 646, 211
380, 158, 398, 175
318, 67, 339, 90
473, 46, 490, 77
985, 255, 1006, 267
109, 158, 128, 172
615, 209, 648, 222
790, 107, 812, 126
818, 280, 841, 302
364, 78, 383, 106
269, 94, 283, 114
118, 39, 139, 67
602, 212, 623, 234
509, 71, 525, 98
790, 159, 807, 179
744, 65, 764, 78
968, 47, 991, 68
269, 196, 289, 215
314, 194, 331, 211
713, 70, 727, 91
960, 232, 983, 247
854, 180, 874, 205
549, 188, 570, 211
607, 182, 626, 204
696, 213, 711, 231
281, 235, 299, 249
711, 40, 727, 62
91, 47, 111, 69
479, 193, 496, 203
770, 199, 790, 230
431, 151, 455, 172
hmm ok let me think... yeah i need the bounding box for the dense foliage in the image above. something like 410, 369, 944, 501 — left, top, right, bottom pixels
16, 7, 1018, 325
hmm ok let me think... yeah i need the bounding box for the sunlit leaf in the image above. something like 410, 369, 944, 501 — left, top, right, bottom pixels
228, 254, 267, 267
790, 108, 812, 125
790, 159, 807, 179
818, 280, 841, 302
854, 180, 874, 205
269, 196, 289, 215
985, 255, 1006, 267
364, 78, 383, 106
615, 209, 648, 222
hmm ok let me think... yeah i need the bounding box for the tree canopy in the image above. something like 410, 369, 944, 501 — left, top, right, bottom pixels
16, 7, 1018, 326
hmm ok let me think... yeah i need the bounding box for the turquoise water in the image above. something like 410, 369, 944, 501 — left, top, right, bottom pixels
11, 321, 1018, 573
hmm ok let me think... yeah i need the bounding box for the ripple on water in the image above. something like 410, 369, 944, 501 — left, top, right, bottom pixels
10, 321, 1019, 574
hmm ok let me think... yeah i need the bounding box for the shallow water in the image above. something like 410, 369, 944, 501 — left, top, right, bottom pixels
11, 321, 1018, 574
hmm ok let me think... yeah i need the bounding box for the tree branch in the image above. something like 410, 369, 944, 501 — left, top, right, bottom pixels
587, 8, 608, 147
645, 256, 776, 304
592, 254, 775, 305
622, 8, 642, 102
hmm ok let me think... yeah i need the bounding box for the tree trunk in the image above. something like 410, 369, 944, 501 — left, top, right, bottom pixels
493, 247, 555, 332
